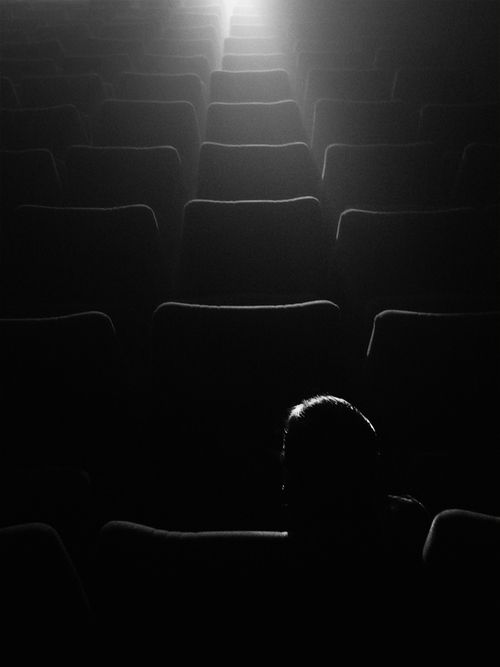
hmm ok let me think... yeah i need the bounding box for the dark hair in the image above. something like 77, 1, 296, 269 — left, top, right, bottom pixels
282, 395, 383, 519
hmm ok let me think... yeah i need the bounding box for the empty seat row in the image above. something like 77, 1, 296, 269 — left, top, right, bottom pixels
1, 38, 486, 81
302, 67, 486, 127
3, 66, 495, 149
2, 138, 497, 242
0, 13, 220, 47
2, 509, 499, 655
334, 205, 499, 339
312, 100, 500, 165
0, 200, 497, 340
3, 78, 497, 175
14, 72, 108, 114
0, 204, 165, 326
0, 53, 212, 84
0, 305, 497, 464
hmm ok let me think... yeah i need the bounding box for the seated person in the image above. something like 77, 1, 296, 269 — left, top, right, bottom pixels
281, 395, 430, 630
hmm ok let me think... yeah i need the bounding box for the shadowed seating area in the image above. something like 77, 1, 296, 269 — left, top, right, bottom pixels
0, 0, 498, 656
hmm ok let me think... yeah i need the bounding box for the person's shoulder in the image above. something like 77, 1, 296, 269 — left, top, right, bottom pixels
384, 494, 431, 544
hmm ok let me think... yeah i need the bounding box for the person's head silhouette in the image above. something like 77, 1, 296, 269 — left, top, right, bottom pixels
282, 395, 382, 536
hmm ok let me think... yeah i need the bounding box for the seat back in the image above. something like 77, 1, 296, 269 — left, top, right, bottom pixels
0, 39, 65, 62
423, 509, 500, 621
0, 58, 58, 82
135, 54, 210, 84
206, 100, 307, 144
224, 37, 278, 54
209, 68, 292, 103
222, 53, 292, 72
0, 104, 88, 157
0, 76, 19, 108
374, 47, 449, 71
149, 39, 217, 70
0, 523, 91, 638
334, 207, 499, 315
116, 72, 206, 128
197, 142, 320, 200
322, 142, 447, 234
175, 197, 328, 303
33, 22, 92, 46
168, 11, 221, 33
0, 149, 62, 214
312, 99, 418, 166
66, 37, 145, 61
296, 50, 373, 97
61, 54, 133, 84
3, 204, 164, 319
393, 68, 476, 106
162, 25, 220, 46
230, 24, 277, 39
452, 142, 500, 207
151, 299, 343, 453
365, 309, 500, 453
97, 20, 160, 44
97, 522, 289, 639
91, 99, 201, 192
18, 74, 107, 115
304, 68, 394, 125
0, 311, 118, 461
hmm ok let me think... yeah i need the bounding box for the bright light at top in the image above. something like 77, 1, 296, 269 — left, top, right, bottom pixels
222, 0, 263, 17
221, 0, 266, 36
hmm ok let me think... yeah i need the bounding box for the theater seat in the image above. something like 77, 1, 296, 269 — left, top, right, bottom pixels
418, 103, 500, 151
0, 311, 118, 464
197, 142, 320, 200
135, 54, 211, 84
312, 99, 419, 167
296, 50, 373, 98
374, 47, 449, 72
334, 206, 499, 321
322, 142, 448, 235
2, 205, 164, 323
230, 24, 277, 39
149, 299, 344, 528
168, 11, 221, 35
65, 38, 145, 64
33, 22, 92, 46
222, 53, 292, 73
175, 197, 328, 303
224, 37, 278, 55
162, 25, 220, 47
0, 76, 19, 108
205, 100, 307, 144
0, 104, 88, 158
0, 523, 91, 643
91, 99, 201, 193
62, 54, 133, 84
149, 39, 217, 71
392, 68, 476, 107
0, 58, 58, 82
209, 68, 293, 103
65, 145, 186, 271
18, 74, 107, 115
0, 149, 62, 214
303, 68, 394, 127
424, 509, 500, 617
0, 39, 65, 62
116, 72, 207, 131
96, 522, 289, 644
97, 20, 160, 44
452, 142, 500, 207
365, 309, 500, 460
